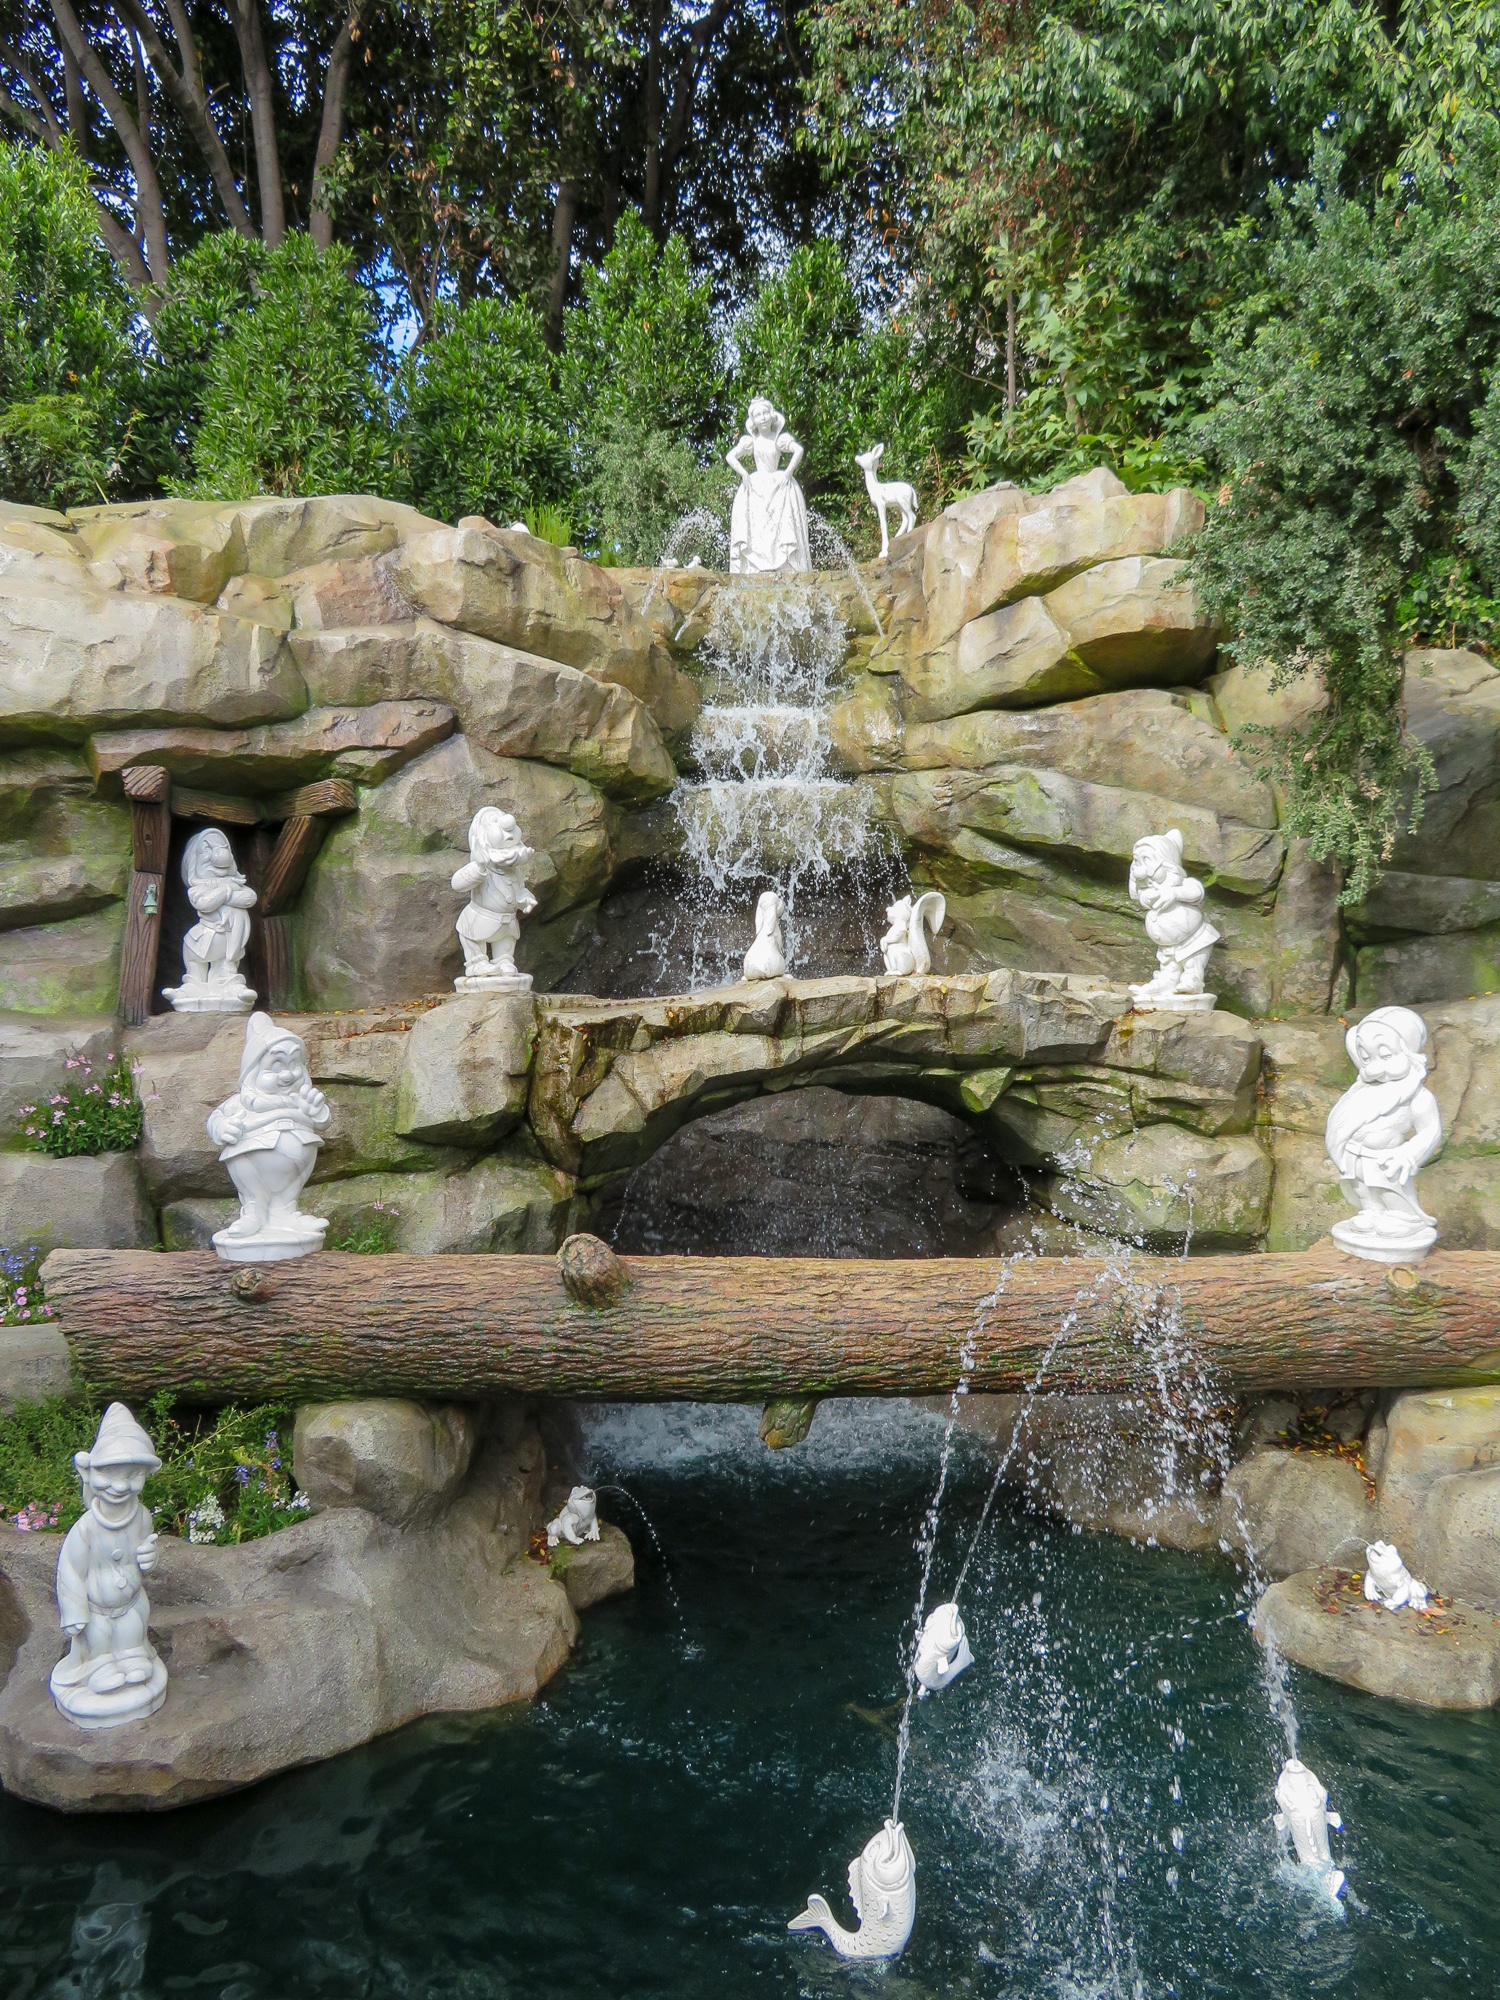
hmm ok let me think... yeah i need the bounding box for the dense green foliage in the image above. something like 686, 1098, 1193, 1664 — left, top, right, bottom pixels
0, 144, 134, 507
0, 1391, 307, 1542
5, 0, 1500, 891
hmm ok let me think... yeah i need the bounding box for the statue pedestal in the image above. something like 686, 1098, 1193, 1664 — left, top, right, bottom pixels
455, 970, 533, 996
50, 1654, 167, 1730
1331, 1217, 1437, 1264
1130, 990, 1217, 1014
163, 979, 256, 1014
212, 1216, 328, 1264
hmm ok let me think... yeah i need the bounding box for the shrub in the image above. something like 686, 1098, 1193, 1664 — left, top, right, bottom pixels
133, 230, 266, 490
1190, 154, 1500, 905
175, 233, 393, 500
0, 140, 136, 507
0, 1390, 309, 1541
20, 1051, 142, 1157
395, 295, 569, 526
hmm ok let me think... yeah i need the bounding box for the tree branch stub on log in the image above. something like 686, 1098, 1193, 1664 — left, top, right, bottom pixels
37, 1247, 1500, 1407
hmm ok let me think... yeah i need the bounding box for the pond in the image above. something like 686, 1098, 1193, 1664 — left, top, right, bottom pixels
1, 1400, 1494, 1998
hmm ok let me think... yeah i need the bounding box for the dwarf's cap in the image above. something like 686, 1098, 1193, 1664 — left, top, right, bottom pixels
238, 1011, 305, 1086
86, 1401, 161, 1472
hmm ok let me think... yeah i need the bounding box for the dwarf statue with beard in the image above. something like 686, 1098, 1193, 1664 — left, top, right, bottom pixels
1324, 1006, 1443, 1262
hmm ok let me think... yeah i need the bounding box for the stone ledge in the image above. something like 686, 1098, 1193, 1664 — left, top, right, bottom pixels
1252, 1565, 1500, 1709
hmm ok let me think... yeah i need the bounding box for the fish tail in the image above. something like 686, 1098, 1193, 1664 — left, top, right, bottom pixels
788, 1895, 834, 1935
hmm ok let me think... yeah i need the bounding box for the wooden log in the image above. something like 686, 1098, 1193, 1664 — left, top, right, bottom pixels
37, 1245, 1500, 1407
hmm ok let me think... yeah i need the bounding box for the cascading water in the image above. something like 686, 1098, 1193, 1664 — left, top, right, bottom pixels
639, 511, 899, 987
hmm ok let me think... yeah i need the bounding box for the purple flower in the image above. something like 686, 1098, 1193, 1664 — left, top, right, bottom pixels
234, 1465, 250, 1487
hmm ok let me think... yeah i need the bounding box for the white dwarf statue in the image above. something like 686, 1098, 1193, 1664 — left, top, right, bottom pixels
453, 808, 537, 993
789, 1819, 917, 1960
162, 827, 257, 1014
743, 889, 788, 981
726, 398, 812, 574
1325, 1007, 1443, 1263
547, 1485, 601, 1549
1127, 829, 1220, 1012
51, 1402, 168, 1729
1274, 1758, 1344, 1899
1364, 1540, 1431, 1611
207, 1013, 330, 1263
855, 444, 919, 560
913, 1600, 973, 1695
881, 890, 946, 976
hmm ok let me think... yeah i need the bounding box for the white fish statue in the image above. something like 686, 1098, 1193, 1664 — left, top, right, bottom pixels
743, 890, 788, 981
880, 891, 945, 976
789, 1819, 916, 1960
1363, 1539, 1430, 1610
913, 1600, 973, 1696
546, 1485, 601, 1548
1274, 1757, 1344, 1898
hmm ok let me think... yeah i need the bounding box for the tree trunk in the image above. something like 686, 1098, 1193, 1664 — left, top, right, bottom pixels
227, 0, 285, 246
48, 0, 170, 279
544, 174, 580, 352
115, 0, 255, 238
310, 3, 365, 250
643, 0, 664, 236
38, 1245, 1500, 1407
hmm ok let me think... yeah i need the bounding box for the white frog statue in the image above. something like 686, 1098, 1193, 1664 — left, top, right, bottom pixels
1127, 830, 1219, 1012
1325, 1006, 1443, 1263
913, 1600, 973, 1695
789, 1819, 916, 1959
162, 826, 257, 1014
206, 1013, 330, 1262
50, 1402, 169, 1729
452, 807, 537, 993
1364, 1539, 1430, 1611
742, 890, 787, 981
880, 891, 946, 976
547, 1485, 601, 1549
1274, 1757, 1344, 1899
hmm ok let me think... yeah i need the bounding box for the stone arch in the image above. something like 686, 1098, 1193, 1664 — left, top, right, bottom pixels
529, 970, 1273, 1250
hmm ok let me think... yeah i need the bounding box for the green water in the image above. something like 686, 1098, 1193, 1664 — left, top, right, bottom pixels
3, 1400, 1497, 1998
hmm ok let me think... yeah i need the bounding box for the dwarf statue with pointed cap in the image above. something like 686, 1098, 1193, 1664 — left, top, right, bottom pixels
51, 1402, 168, 1728
452, 807, 537, 993
206, 1013, 330, 1262
162, 826, 257, 1014
1325, 1006, 1443, 1262
1127, 829, 1220, 1012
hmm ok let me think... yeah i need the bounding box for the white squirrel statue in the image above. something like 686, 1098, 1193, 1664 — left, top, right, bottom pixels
788, 1819, 916, 1959
743, 889, 788, 981
881, 891, 945, 976
913, 1600, 973, 1695
1363, 1539, 1430, 1611
547, 1485, 601, 1549
1274, 1757, 1345, 1899
854, 444, 919, 560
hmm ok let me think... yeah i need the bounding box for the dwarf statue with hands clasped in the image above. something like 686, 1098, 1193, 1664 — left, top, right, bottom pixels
163, 827, 257, 1014
1127, 829, 1220, 1012
51, 1402, 169, 1729
207, 1013, 330, 1262
453, 808, 537, 993
1324, 1006, 1443, 1262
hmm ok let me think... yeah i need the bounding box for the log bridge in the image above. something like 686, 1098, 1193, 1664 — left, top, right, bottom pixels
38, 1241, 1500, 1407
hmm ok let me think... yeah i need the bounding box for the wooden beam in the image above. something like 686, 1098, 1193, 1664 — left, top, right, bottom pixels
260, 815, 330, 917
36, 1245, 1500, 1407
119, 768, 171, 1024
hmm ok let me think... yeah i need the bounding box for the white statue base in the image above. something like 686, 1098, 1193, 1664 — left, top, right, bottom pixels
1130, 988, 1217, 1014
162, 978, 256, 1015
212, 1213, 328, 1264
454, 969, 533, 996
1331, 1216, 1437, 1263
51, 1653, 167, 1729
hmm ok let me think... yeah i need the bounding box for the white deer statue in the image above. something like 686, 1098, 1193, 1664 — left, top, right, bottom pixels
855, 444, 919, 559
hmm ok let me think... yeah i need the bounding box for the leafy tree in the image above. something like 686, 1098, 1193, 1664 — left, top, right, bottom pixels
1191, 155, 1500, 904
0, 140, 135, 507
132, 231, 266, 490
175, 233, 392, 499
394, 296, 569, 524
562, 212, 729, 559
731, 239, 968, 543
